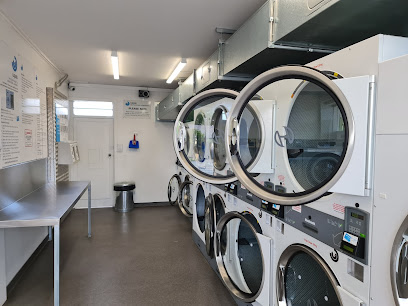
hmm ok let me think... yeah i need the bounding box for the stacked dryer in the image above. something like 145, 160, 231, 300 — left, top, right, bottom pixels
173, 34, 408, 306
221, 34, 408, 306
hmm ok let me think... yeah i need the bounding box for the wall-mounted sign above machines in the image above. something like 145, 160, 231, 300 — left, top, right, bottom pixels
58, 141, 80, 164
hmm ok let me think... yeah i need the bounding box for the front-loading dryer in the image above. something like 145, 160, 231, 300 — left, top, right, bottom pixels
192, 178, 209, 248
208, 182, 275, 306
225, 65, 373, 206
214, 194, 274, 306
273, 210, 369, 306
167, 171, 182, 206
174, 89, 275, 187
178, 170, 194, 218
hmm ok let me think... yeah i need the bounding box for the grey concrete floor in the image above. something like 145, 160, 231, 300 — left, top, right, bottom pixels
5, 206, 236, 306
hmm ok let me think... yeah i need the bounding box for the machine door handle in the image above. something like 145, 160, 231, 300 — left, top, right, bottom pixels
277, 266, 286, 302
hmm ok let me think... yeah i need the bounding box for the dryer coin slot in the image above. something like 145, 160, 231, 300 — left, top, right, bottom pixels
347, 258, 364, 282
246, 192, 253, 201
302, 221, 318, 233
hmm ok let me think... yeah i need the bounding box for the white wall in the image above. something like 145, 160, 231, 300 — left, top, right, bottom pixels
68, 83, 177, 204
0, 11, 68, 295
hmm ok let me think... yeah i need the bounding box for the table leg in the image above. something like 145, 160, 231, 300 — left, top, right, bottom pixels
54, 222, 60, 306
88, 184, 92, 238
48, 226, 53, 241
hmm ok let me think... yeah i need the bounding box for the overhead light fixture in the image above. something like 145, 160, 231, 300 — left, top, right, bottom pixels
166, 58, 187, 84
111, 51, 119, 80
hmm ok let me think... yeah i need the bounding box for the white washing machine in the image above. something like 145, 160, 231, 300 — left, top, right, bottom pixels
177, 166, 194, 218
368, 53, 408, 306
272, 206, 369, 306
167, 170, 182, 206
192, 178, 210, 246
213, 186, 275, 306
222, 35, 408, 306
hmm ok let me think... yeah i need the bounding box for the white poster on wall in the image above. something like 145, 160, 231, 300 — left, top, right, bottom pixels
0, 41, 22, 168
123, 100, 151, 119
20, 54, 39, 163
0, 41, 48, 168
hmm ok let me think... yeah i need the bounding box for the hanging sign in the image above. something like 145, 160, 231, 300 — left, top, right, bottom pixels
123, 100, 151, 119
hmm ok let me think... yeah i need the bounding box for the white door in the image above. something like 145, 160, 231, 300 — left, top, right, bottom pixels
72, 118, 114, 208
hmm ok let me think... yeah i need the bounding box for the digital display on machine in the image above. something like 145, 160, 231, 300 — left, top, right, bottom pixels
342, 245, 355, 253
351, 212, 365, 220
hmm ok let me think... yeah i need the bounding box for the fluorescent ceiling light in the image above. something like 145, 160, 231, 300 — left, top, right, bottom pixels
111, 51, 119, 80
166, 58, 187, 84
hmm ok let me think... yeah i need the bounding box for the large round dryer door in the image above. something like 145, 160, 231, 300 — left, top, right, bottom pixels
178, 180, 193, 218
391, 215, 408, 305
167, 174, 182, 205
205, 193, 227, 258
215, 211, 265, 303
174, 89, 265, 185
277, 245, 342, 305
204, 194, 216, 257
226, 65, 355, 206
195, 183, 206, 233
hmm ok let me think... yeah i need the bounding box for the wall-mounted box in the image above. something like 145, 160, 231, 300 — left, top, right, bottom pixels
58, 142, 80, 165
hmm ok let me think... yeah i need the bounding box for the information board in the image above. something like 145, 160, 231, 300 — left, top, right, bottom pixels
123, 100, 151, 119
0, 40, 48, 168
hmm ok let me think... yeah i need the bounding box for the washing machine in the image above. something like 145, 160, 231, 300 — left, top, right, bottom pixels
178, 166, 194, 217
174, 89, 275, 187
213, 183, 275, 306
192, 178, 209, 247
367, 53, 408, 306
272, 204, 369, 306
167, 171, 182, 206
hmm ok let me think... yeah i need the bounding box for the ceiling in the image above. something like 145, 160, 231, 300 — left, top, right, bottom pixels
0, 0, 266, 89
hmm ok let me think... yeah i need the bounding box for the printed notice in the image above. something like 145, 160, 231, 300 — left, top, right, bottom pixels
0, 41, 22, 167
0, 41, 48, 168
123, 100, 151, 119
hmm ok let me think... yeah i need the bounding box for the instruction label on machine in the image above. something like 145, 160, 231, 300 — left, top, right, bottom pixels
123, 100, 151, 119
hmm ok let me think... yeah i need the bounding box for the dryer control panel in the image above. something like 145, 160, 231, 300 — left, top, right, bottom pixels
284, 205, 369, 264
340, 207, 369, 260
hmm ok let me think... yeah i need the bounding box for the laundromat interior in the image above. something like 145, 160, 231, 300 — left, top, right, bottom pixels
1, 1, 408, 305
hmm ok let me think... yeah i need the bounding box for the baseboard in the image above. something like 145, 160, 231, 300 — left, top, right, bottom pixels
6, 236, 49, 296
134, 201, 171, 207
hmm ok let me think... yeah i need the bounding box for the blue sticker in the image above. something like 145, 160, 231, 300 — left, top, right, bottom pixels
12, 56, 17, 72
126, 101, 130, 106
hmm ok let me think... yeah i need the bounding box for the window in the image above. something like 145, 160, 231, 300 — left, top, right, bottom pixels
73, 101, 113, 117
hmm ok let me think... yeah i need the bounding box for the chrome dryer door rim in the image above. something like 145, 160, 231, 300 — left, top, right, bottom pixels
225, 65, 355, 206
173, 89, 239, 185
214, 211, 265, 303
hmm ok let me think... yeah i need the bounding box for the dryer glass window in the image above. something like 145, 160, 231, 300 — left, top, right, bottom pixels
286, 81, 345, 190
179, 95, 236, 179
229, 74, 349, 203
194, 113, 206, 163
196, 184, 206, 232
284, 251, 340, 305
168, 175, 181, 204
214, 194, 225, 223
211, 107, 228, 170
239, 105, 262, 167
220, 216, 263, 296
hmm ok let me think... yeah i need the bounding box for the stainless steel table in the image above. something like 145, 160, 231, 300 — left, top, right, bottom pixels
0, 181, 91, 306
